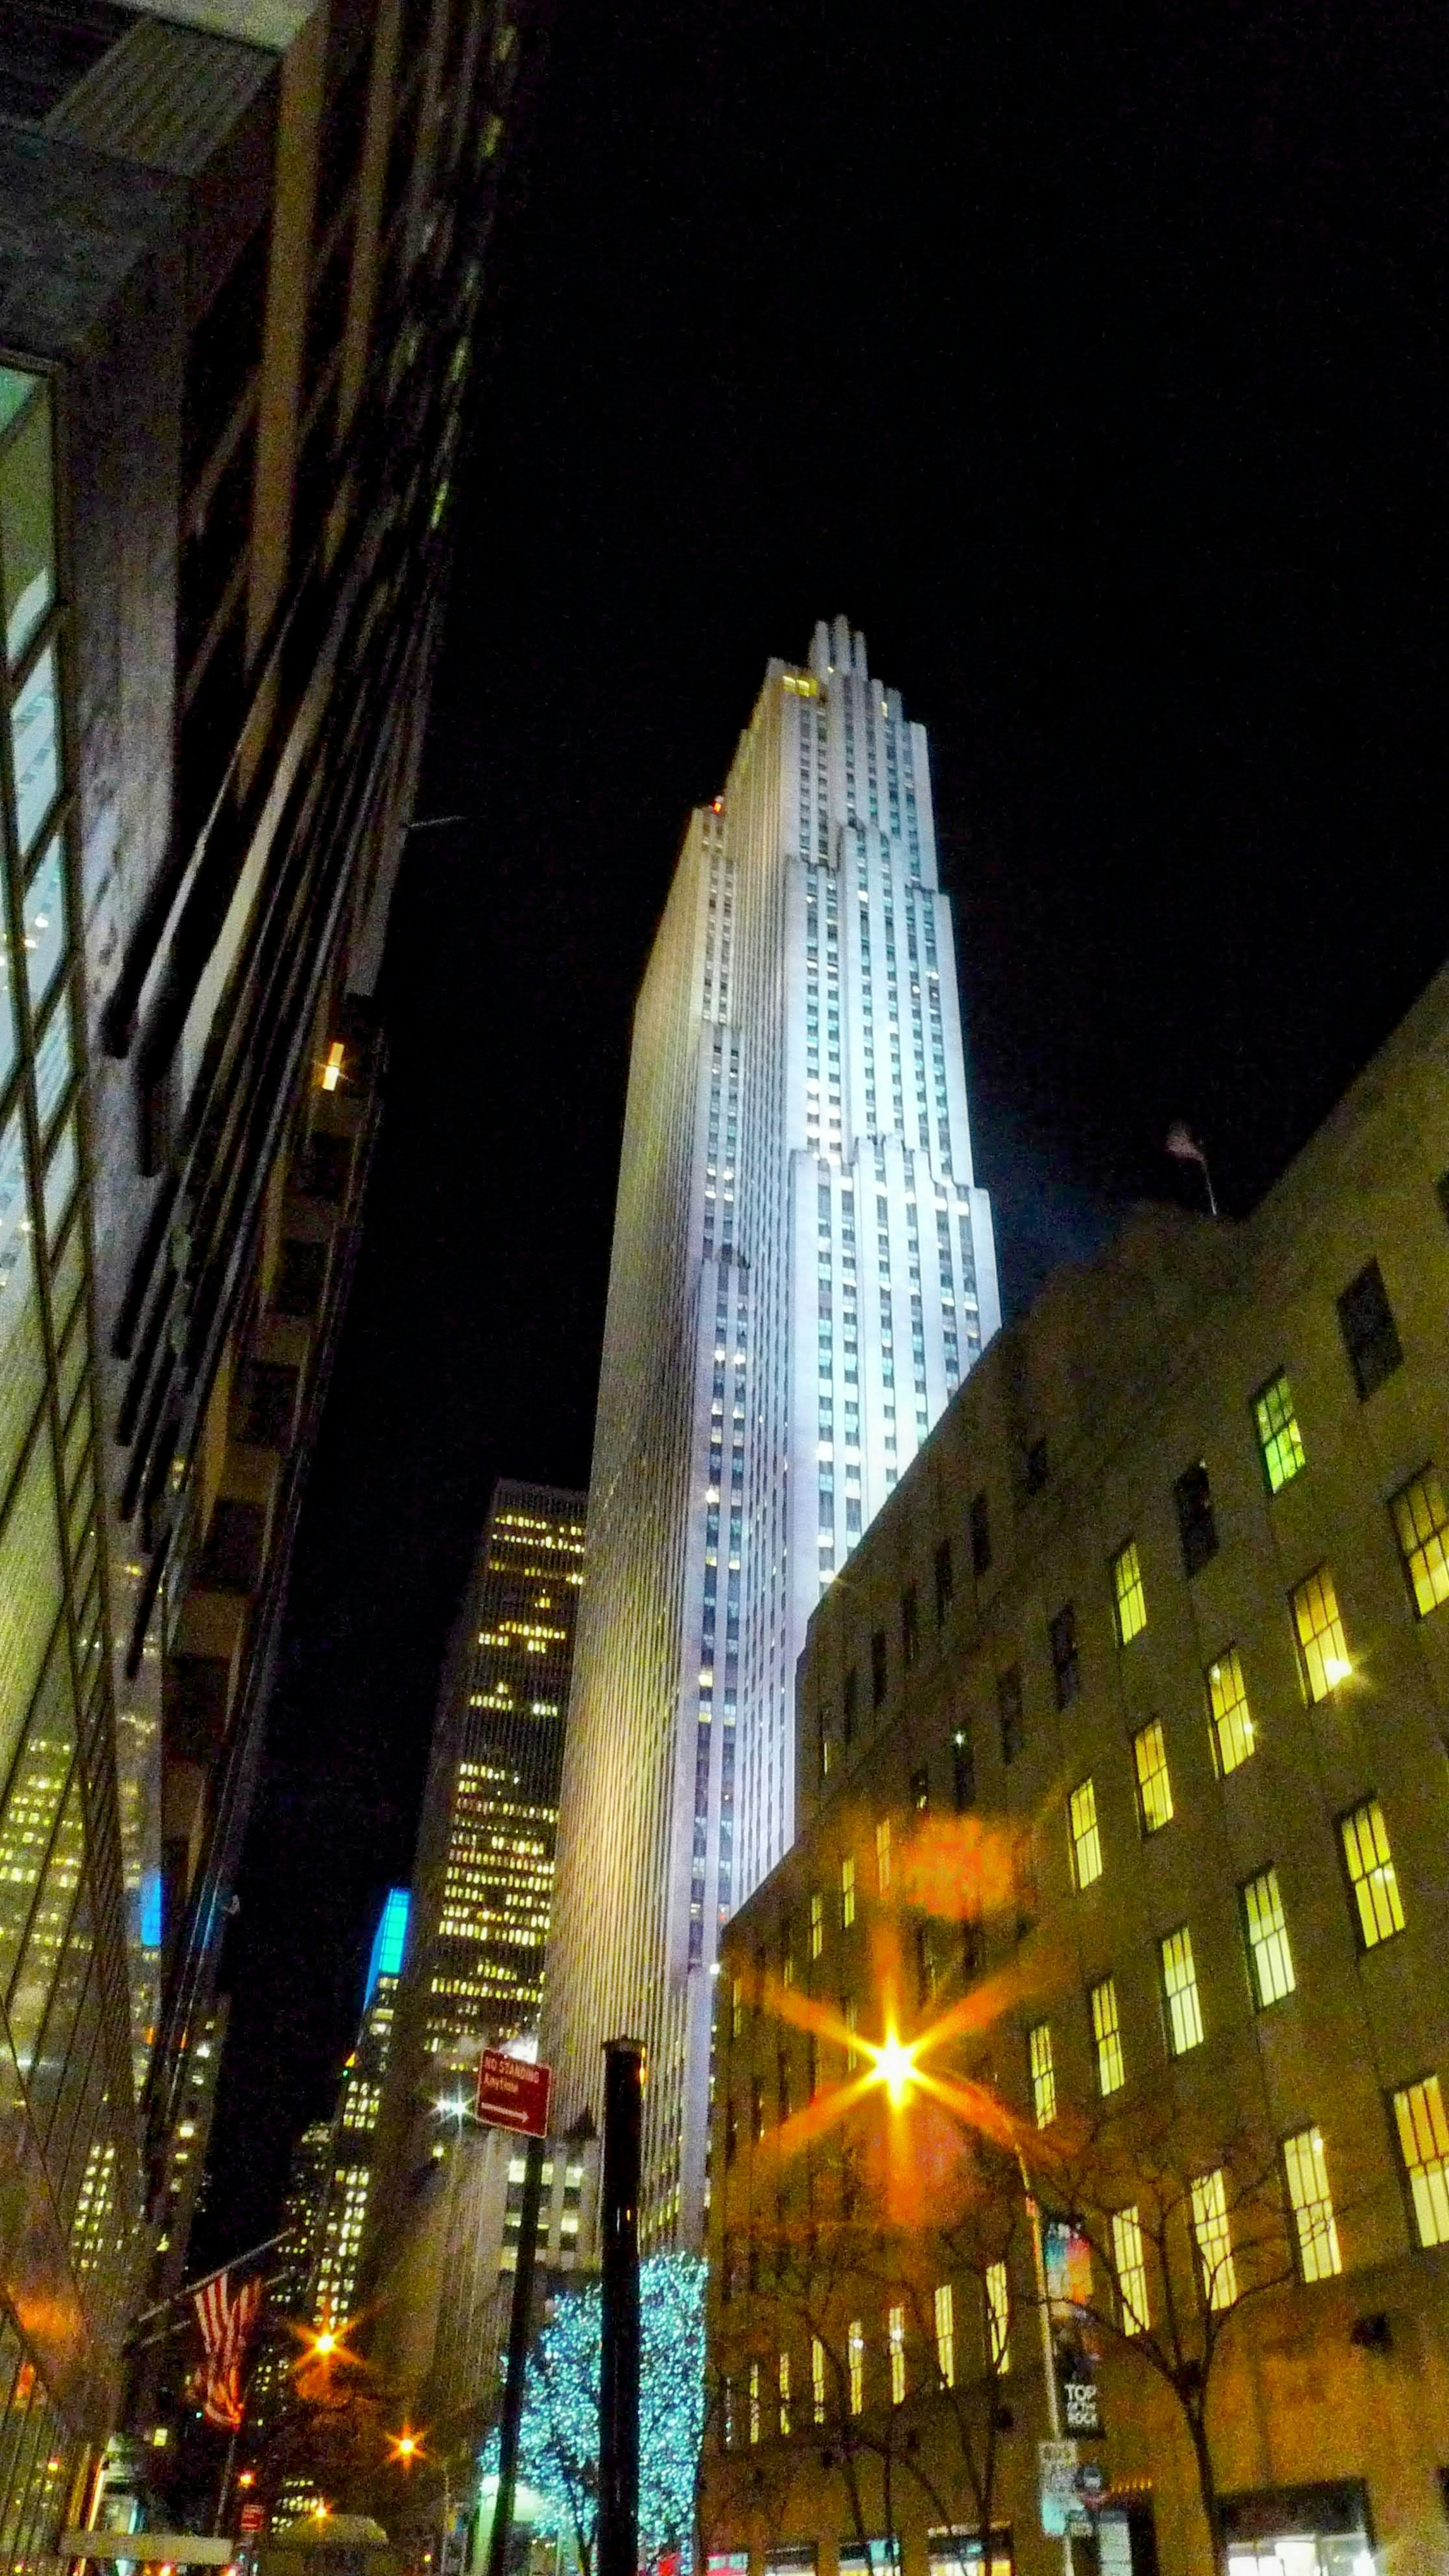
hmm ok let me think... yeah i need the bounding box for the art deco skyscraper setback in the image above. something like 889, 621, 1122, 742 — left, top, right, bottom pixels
545, 620, 1001, 2244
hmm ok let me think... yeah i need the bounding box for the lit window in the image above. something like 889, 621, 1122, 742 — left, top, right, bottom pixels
731, 1978, 742, 2039
875, 1816, 892, 1894
1028, 2021, 1056, 2127
1160, 1925, 1204, 2055
1111, 2206, 1149, 2333
811, 2334, 827, 2424
1241, 1868, 1296, 2007
1337, 1258, 1402, 1398
777, 2350, 791, 2437
1090, 1978, 1125, 2095
847, 2319, 864, 2414
985, 2260, 1010, 2373
1340, 1799, 1404, 1948
1069, 1779, 1103, 1889
1206, 1646, 1255, 1775
1111, 1539, 1146, 1643
1283, 2127, 1341, 2281
840, 1853, 856, 1929
889, 2304, 906, 2404
1390, 1470, 1449, 1618
809, 1891, 824, 1959
748, 2360, 760, 2444
1132, 1719, 1174, 1832
1191, 2169, 1237, 2309
1253, 1370, 1306, 1492
1392, 2075, 1449, 2248
934, 2281, 955, 2386
1292, 1565, 1351, 1701
320, 1039, 346, 1092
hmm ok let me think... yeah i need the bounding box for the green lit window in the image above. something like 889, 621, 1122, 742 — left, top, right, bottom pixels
1191, 2169, 1237, 2308
1111, 2206, 1149, 2332
1253, 1370, 1306, 1493
1111, 1538, 1146, 1643
1090, 1976, 1124, 2095
1160, 1925, 1204, 2055
875, 1815, 891, 1893
1206, 1646, 1255, 1775
11, 643, 60, 856
847, 2319, 864, 2414
1283, 2127, 1341, 2281
1241, 1867, 1295, 2007
777, 2350, 791, 2436
1393, 2075, 1449, 2248
1028, 2020, 1055, 2127
0, 373, 55, 667
1292, 1565, 1351, 1701
1068, 1778, 1103, 1888
934, 2281, 954, 2386
1340, 1799, 1404, 1948
1390, 1471, 1449, 1618
809, 1890, 824, 1958
985, 2259, 1010, 2372
811, 2334, 826, 2423
1132, 1718, 1174, 1832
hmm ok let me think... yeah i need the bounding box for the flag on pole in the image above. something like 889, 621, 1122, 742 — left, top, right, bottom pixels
192, 2271, 264, 2430
1164, 1121, 1217, 1214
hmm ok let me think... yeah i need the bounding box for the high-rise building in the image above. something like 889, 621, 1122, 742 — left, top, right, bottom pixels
0, 0, 539, 2537
544, 621, 1001, 2246
312, 1890, 408, 2331
246, 2118, 333, 2442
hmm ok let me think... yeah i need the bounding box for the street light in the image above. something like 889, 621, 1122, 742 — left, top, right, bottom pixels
388, 2430, 426, 2467
869, 2031, 919, 2108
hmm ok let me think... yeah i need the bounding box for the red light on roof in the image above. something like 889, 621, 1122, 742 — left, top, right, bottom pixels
711, 798, 724, 814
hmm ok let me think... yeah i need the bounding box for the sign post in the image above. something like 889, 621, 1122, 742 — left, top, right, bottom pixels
598, 2037, 645, 2576
478, 2053, 552, 2576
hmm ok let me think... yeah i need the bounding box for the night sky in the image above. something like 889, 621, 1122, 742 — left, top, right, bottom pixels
196, 0, 1449, 2268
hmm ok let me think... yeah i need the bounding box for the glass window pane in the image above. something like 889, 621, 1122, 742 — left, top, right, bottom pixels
0, 1103, 45, 1501
0, 1430, 63, 1792
48, 1207, 83, 1350
0, 915, 14, 1101
0, 1633, 76, 2002
0, 383, 54, 669
10, 643, 61, 857
3, 1765, 82, 2074
43, 1113, 76, 1244
32, 990, 72, 1137
21, 839, 66, 1014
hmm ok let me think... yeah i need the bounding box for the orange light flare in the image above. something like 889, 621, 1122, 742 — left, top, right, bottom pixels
388, 2428, 425, 2467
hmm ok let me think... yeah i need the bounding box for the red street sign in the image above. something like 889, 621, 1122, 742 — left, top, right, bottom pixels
238, 2505, 265, 2534
476, 2050, 552, 2137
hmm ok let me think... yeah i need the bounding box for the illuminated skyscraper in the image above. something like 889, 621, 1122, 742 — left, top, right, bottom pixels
312, 1890, 409, 2329
545, 619, 1001, 2243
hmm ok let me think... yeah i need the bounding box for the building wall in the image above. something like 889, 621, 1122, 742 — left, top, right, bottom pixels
545, 620, 999, 2250
707, 964, 1449, 2576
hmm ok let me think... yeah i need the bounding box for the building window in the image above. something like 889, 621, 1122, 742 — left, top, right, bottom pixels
1132, 1718, 1174, 1832
840, 1853, 856, 1929
970, 1489, 992, 1574
1206, 1646, 1255, 1775
901, 1583, 920, 1668
843, 1666, 858, 1744
1174, 1461, 1218, 1577
934, 2281, 955, 2386
951, 1727, 974, 1812
731, 1978, 743, 2039
748, 2359, 760, 2444
1191, 2169, 1237, 2309
1024, 1437, 1049, 1495
843, 1993, 858, 2069
1049, 1603, 1080, 1709
875, 1815, 892, 1894
1292, 1565, 1351, 1702
934, 1536, 954, 1623
1091, 1977, 1125, 2095
778, 2350, 791, 2437
847, 2319, 864, 2414
1028, 2021, 1056, 2127
1111, 2205, 1149, 2332
888, 2304, 906, 2404
1241, 1867, 1296, 2007
997, 1665, 1023, 1764
1160, 1925, 1204, 2055
1283, 2127, 1342, 2281
1340, 1798, 1404, 1948
1068, 1778, 1103, 1888
809, 1890, 824, 1959
871, 1629, 888, 1707
811, 2333, 827, 2424
985, 2260, 1011, 2372
1253, 1370, 1306, 1493
1392, 2075, 1449, 2248
910, 1764, 930, 1812
1337, 1257, 1403, 1398
1111, 1538, 1147, 1644
1390, 1469, 1449, 1618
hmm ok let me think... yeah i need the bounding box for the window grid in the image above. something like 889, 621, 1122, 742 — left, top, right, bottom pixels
888, 2303, 906, 2404
875, 1815, 892, 1894
1340, 1799, 1404, 1949
1241, 1867, 1296, 2008
1207, 1647, 1255, 1775
1111, 1538, 1147, 1644
809, 1890, 824, 1959
985, 2259, 1010, 2373
1393, 2075, 1449, 2248
1090, 1976, 1125, 2095
934, 2281, 955, 2386
1191, 2168, 1237, 2309
1068, 1778, 1103, 1889
1028, 2020, 1056, 2127
1292, 1565, 1351, 1702
1283, 2127, 1342, 2282
1133, 1718, 1174, 1832
840, 1853, 855, 1929
1253, 1370, 1306, 1493
1160, 1925, 1204, 2055
1111, 2205, 1149, 2333
1390, 1470, 1449, 1618
847, 2318, 864, 2414
811, 2333, 827, 2424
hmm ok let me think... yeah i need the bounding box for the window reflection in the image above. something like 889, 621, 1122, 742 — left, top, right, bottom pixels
10, 644, 60, 855
22, 839, 65, 1012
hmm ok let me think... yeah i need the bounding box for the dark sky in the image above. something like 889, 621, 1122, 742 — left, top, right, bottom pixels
197, 0, 1449, 2267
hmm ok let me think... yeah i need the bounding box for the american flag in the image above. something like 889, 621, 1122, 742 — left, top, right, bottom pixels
193, 2271, 263, 2431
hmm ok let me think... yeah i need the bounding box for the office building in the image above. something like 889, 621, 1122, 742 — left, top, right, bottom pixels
312, 1891, 408, 2331
708, 963, 1449, 2574
0, 0, 539, 2540
544, 620, 1000, 2245
246, 2119, 333, 2442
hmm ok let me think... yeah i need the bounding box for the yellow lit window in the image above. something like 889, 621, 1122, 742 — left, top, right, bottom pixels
1390, 1470, 1449, 1618
1028, 2021, 1056, 2127
1090, 1977, 1125, 2095
1292, 1565, 1351, 1701
1241, 1867, 1296, 2007
847, 2319, 864, 2415
1253, 1370, 1306, 1493
1340, 1799, 1404, 1948
1191, 2168, 1237, 2309
1069, 1778, 1103, 1888
1161, 1925, 1204, 2055
1133, 1718, 1174, 1832
1283, 2127, 1341, 2281
985, 2260, 1010, 2373
1393, 2075, 1449, 2248
888, 2304, 906, 2404
1111, 2205, 1149, 2332
1111, 1538, 1147, 1643
840, 1853, 856, 1929
1206, 1646, 1255, 1775
731, 1978, 742, 2039
810, 1890, 824, 1959
875, 1816, 892, 1893
319, 1038, 345, 1092
748, 2359, 760, 2444
777, 2350, 791, 2436
811, 2334, 827, 2424
843, 1993, 858, 2070
934, 2282, 955, 2387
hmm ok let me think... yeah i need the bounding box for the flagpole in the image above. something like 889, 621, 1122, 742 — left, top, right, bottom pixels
212, 2426, 240, 2538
